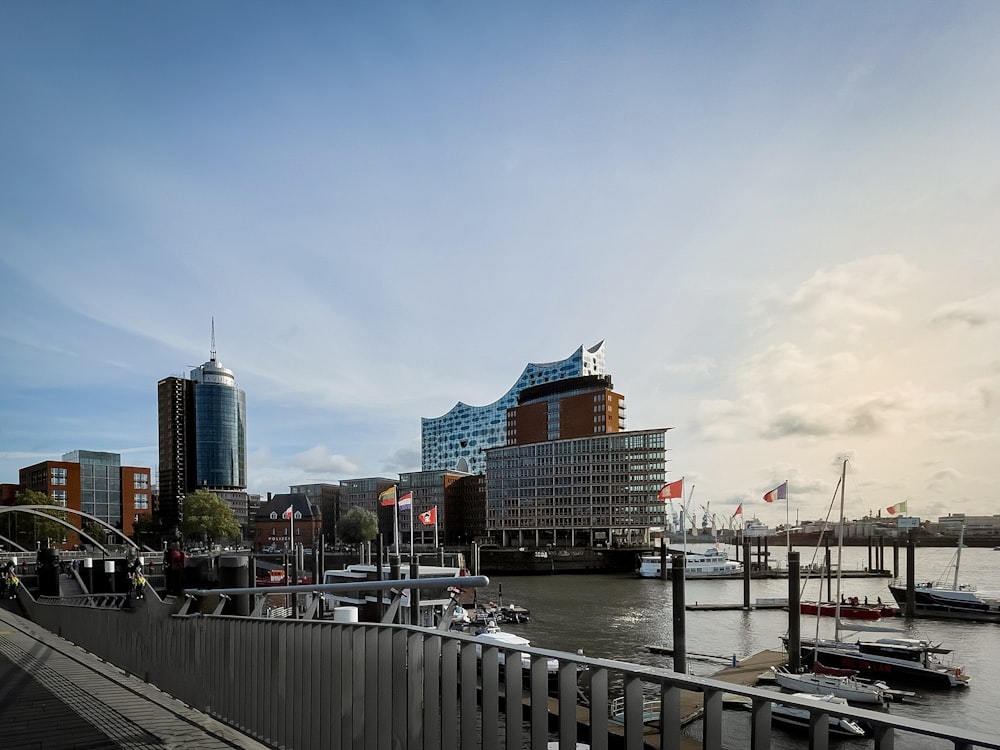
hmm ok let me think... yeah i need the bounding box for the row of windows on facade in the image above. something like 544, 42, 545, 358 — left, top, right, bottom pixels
490, 452, 665, 468
491, 463, 662, 476
492, 518, 665, 527
47, 468, 149, 489
45, 490, 148, 510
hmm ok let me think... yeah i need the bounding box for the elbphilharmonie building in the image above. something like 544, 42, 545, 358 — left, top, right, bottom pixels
421, 342, 607, 474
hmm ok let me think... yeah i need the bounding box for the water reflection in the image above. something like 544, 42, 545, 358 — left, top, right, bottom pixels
473, 546, 1000, 743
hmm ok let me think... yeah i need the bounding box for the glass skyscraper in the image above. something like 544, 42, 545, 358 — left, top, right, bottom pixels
157, 337, 247, 529
191, 357, 247, 490
421, 342, 606, 474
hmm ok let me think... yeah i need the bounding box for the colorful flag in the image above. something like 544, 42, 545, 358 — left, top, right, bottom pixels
398, 491, 413, 511
887, 501, 907, 516
763, 481, 788, 503
379, 487, 397, 506
282, 505, 294, 519
419, 507, 437, 526
732, 503, 743, 517
657, 479, 683, 500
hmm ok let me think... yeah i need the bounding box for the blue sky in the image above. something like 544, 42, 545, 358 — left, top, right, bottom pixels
2, 3, 999, 525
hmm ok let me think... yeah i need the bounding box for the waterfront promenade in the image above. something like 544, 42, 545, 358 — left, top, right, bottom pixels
0, 605, 268, 750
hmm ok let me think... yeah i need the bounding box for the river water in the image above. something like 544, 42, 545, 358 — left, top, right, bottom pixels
474, 545, 1000, 747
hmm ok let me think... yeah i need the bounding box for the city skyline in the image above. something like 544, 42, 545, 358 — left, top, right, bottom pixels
2, 4, 998, 524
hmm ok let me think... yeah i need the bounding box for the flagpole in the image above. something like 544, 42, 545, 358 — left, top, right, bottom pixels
393, 487, 399, 555
434, 510, 439, 549
785, 480, 790, 553
409, 499, 415, 560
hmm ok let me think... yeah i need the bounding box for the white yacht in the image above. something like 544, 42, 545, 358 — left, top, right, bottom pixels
637, 546, 743, 579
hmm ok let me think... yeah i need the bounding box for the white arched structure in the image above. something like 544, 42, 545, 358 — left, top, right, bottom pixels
0, 505, 141, 554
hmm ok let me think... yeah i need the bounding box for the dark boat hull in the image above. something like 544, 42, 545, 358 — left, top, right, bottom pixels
888, 584, 996, 614
794, 643, 965, 689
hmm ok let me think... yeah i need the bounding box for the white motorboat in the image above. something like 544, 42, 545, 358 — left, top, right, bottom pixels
473, 621, 561, 678
771, 693, 867, 737
771, 665, 887, 704
637, 546, 743, 579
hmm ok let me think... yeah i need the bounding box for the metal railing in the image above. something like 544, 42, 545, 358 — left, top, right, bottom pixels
20, 578, 1000, 750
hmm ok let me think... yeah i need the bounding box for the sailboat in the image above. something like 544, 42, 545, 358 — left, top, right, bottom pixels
786, 459, 970, 690
770, 665, 888, 704
887, 525, 1000, 618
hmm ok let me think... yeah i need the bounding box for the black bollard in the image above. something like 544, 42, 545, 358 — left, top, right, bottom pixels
659, 544, 668, 581
787, 551, 801, 672
742, 539, 751, 608
219, 555, 250, 616
671, 553, 686, 674
37, 548, 60, 597
905, 535, 916, 617
83, 557, 93, 594
409, 560, 420, 625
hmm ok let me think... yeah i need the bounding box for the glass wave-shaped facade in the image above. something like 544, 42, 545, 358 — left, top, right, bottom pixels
421, 342, 606, 474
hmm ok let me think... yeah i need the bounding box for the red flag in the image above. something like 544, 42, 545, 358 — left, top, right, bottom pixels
763, 481, 787, 503
419, 507, 437, 525
282, 505, 294, 519
732, 503, 743, 517
658, 479, 683, 500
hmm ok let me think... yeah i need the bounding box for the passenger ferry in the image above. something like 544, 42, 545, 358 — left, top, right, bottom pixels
637, 546, 743, 579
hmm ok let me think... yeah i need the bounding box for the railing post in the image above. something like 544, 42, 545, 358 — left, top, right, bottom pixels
671, 553, 686, 674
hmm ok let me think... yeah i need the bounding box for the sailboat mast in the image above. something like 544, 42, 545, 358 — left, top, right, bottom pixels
833, 458, 847, 636
954, 525, 964, 590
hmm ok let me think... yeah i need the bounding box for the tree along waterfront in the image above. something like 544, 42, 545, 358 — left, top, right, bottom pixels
475, 545, 1000, 747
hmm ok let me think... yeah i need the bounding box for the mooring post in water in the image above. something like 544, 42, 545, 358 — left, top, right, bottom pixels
905, 534, 916, 617
787, 550, 800, 672
893, 539, 900, 579
409, 559, 420, 625
659, 543, 668, 581
671, 553, 686, 674
825, 546, 832, 602
742, 539, 751, 609
868, 536, 874, 573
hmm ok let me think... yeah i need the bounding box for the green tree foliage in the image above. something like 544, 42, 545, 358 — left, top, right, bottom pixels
337, 507, 378, 545
9, 489, 69, 549
130, 515, 161, 548
80, 521, 107, 546
179, 489, 241, 542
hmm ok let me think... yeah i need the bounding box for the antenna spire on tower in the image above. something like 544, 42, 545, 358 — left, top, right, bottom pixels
210, 317, 216, 361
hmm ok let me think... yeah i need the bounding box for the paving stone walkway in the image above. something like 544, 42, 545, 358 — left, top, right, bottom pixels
0, 605, 272, 750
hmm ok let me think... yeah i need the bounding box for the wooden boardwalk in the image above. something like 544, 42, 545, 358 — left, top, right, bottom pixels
528, 650, 788, 749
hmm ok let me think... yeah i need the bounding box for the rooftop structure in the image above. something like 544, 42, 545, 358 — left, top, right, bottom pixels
421, 342, 606, 474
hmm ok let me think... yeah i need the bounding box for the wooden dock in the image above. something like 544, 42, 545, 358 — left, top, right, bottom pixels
686, 600, 788, 611
519, 649, 788, 749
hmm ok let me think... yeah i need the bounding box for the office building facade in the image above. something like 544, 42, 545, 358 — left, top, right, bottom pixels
421, 341, 607, 474
19, 450, 152, 541
485, 428, 671, 548
157, 342, 247, 531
